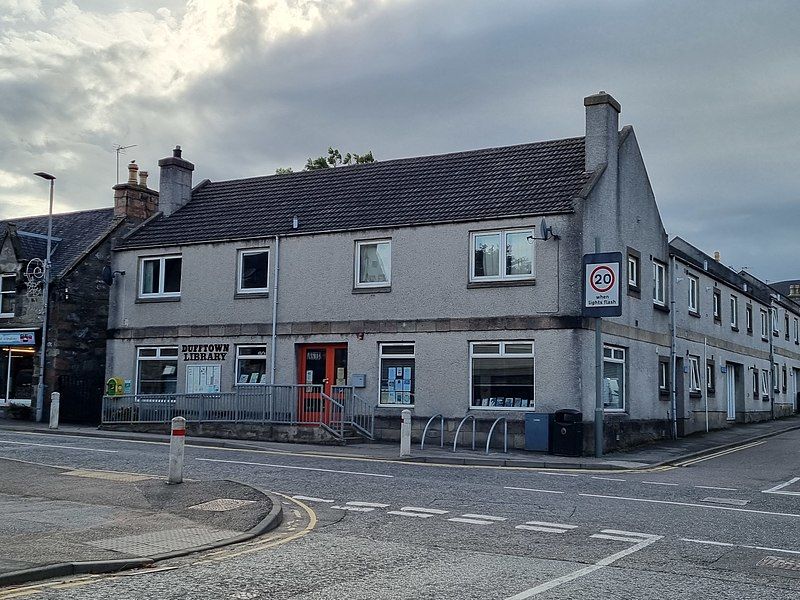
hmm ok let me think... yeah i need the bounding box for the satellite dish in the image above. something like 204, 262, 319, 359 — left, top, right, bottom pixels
540, 218, 550, 241
101, 265, 114, 286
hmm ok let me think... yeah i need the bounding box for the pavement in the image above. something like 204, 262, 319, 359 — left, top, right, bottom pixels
0, 457, 281, 586
1, 414, 799, 470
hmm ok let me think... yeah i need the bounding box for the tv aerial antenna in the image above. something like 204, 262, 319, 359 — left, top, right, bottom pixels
114, 144, 138, 184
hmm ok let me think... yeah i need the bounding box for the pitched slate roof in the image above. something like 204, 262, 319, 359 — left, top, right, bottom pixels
0, 208, 116, 277
119, 136, 592, 249
770, 280, 800, 298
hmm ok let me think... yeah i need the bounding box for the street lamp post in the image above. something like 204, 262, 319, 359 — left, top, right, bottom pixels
33, 172, 55, 423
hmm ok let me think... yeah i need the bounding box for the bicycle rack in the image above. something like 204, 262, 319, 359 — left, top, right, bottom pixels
453, 414, 476, 452
485, 416, 508, 455
420, 414, 444, 450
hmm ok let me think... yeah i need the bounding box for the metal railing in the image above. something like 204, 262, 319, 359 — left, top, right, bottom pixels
485, 416, 508, 455
420, 414, 444, 449
453, 414, 476, 452
101, 384, 374, 441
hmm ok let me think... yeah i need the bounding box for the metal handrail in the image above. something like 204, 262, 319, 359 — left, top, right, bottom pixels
420, 414, 444, 449
452, 414, 476, 452
320, 391, 345, 441
485, 416, 508, 455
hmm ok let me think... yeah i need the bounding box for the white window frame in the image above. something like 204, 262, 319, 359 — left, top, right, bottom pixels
354, 239, 392, 289
772, 308, 780, 335
730, 295, 738, 329
235, 345, 269, 385
0, 273, 15, 318
687, 274, 699, 313
761, 369, 769, 397
470, 229, 535, 283
713, 289, 721, 321
688, 355, 702, 392
652, 261, 666, 306
745, 304, 753, 332
237, 248, 270, 294
706, 362, 715, 392
378, 343, 415, 407
627, 255, 639, 288
658, 361, 669, 392
773, 363, 780, 393
760, 309, 768, 339
794, 318, 799, 344
469, 341, 535, 410
138, 254, 182, 299
135, 346, 179, 394
602, 345, 627, 412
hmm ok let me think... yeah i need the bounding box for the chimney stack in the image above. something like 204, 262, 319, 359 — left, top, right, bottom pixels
584, 90, 621, 173
714, 251, 721, 262
113, 161, 159, 222
158, 145, 194, 216
789, 284, 800, 300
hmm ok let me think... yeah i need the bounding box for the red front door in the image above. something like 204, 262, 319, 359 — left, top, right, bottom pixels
297, 344, 347, 423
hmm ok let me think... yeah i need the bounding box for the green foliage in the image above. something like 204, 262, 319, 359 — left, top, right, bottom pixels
275, 167, 294, 175
305, 147, 375, 170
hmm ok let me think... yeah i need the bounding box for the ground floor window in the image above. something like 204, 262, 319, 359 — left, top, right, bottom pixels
688, 355, 701, 393
658, 359, 669, 394
706, 361, 716, 395
602, 345, 626, 411
236, 345, 268, 384
470, 341, 535, 409
761, 369, 770, 399
136, 347, 178, 394
379, 343, 415, 405
0, 347, 35, 404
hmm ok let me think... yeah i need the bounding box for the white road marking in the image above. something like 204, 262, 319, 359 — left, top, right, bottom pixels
762, 477, 800, 496
579, 493, 800, 518
399, 506, 448, 515
196, 458, 394, 478
291, 495, 335, 503
592, 476, 626, 482
331, 505, 374, 512
694, 485, 739, 491
346, 501, 391, 508
386, 510, 433, 518
525, 521, 579, 530
461, 513, 507, 521
591, 534, 646, 543
599, 529, 652, 539
681, 538, 800, 556
0, 440, 118, 453
702, 497, 750, 506
506, 533, 662, 599
641, 481, 679, 486
504, 486, 564, 494
515, 525, 568, 534
539, 472, 580, 477
448, 517, 494, 525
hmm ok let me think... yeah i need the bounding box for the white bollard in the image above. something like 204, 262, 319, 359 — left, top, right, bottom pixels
168, 416, 186, 484
49, 392, 60, 429
400, 409, 412, 457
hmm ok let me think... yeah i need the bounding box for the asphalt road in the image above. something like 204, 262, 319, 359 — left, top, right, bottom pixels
0, 428, 798, 599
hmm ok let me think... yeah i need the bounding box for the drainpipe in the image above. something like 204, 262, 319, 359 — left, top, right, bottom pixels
769, 303, 775, 420
269, 235, 280, 385
703, 336, 709, 432
669, 255, 678, 439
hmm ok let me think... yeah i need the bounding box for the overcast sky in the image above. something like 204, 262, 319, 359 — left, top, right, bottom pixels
1, 0, 797, 280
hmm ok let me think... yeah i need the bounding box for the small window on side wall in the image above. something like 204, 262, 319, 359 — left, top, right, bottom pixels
658, 359, 669, 395
627, 254, 640, 289
0, 274, 15, 317
237, 249, 269, 293
139, 255, 182, 298
355, 239, 391, 288
652, 261, 666, 306
713, 289, 721, 323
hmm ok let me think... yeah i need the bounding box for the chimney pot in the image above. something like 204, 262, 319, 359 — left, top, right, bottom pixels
173, 145, 182, 158
714, 251, 721, 262
789, 284, 800, 299
127, 161, 139, 184
139, 170, 149, 188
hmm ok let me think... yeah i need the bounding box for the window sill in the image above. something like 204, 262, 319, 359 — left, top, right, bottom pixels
653, 303, 670, 314
377, 404, 415, 409
746, 329, 753, 336
352, 286, 391, 294
762, 336, 769, 342
136, 296, 181, 304
0, 314, 14, 319
713, 318, 721, 325
234, 291, 269, 299
659, 390, 670, 398
470, 406, 537, 411
707, 391, 715, 396
627, 286, 641, 299
689, 310, 700, 318
467, 279, 536, 289
689, 391, 702, 399
730, 326, 739, 333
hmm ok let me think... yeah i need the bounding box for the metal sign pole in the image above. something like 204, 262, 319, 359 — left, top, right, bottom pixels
594, 237, 603, 458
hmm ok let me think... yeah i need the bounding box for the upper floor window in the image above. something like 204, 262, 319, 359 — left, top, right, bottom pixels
471, 229, 534, 282
772, 309, 780, 335
139, 255, 182, 298
652, 261, 666, 306
730, 295, 739, 329
687, 274, 699, 313
794, 318, 799, 344
355, 239, 391, 288
713, 289, 721, 323
627, 254, 640, 289
237, 249, 269, 294
0, 274, 15, 318
785, 315, 790, 341
745, 304, 753, 333
760, 309, 769, 339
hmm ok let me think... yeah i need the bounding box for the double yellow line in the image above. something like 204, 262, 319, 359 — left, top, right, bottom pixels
673, 440, 765, 467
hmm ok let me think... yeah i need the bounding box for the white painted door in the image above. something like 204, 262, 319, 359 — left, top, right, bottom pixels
726, 366, 736, 420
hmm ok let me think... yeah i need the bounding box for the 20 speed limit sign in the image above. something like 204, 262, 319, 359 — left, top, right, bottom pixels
582, 252, 622, 317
